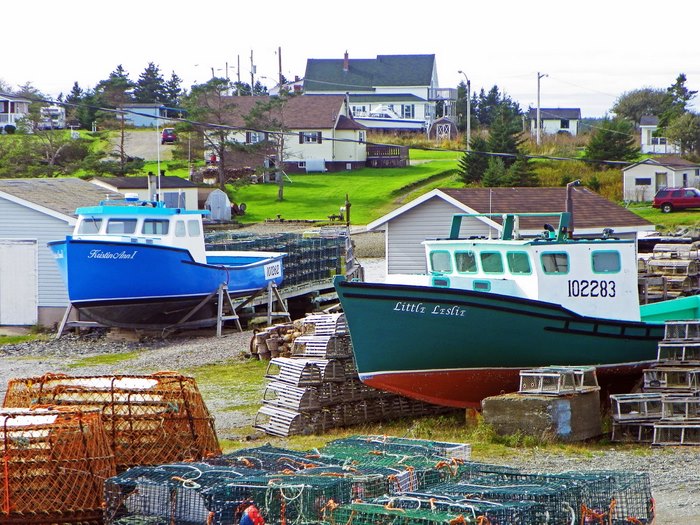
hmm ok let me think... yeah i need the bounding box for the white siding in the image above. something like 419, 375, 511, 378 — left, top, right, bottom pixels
0, 198, 71, 307
386, 197, 496, 274
623, 164, 700, 202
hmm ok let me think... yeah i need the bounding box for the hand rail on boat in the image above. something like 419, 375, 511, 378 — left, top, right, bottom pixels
448, 212, 572, 242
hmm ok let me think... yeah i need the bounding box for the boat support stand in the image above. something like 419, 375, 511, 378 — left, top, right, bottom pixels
55, 304, 106, 340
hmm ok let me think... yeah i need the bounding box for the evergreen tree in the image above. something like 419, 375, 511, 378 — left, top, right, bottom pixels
64, 82, 84, 127
506, 155, 537, 186
133, 62, 166, 103
660, 73, 697, 128
457, 135, 489, 185
481, 157, 507, 186
583, 117, 639, 165
163, 71, 183, 107
487, 107, 524, 168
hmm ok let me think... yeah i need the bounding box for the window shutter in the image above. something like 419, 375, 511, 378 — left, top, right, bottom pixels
317, 132, 323, 144
246, 131, 251, 143
299, 132, 304, 144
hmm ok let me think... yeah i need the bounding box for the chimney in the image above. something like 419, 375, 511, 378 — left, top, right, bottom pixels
343, 51, 349, 72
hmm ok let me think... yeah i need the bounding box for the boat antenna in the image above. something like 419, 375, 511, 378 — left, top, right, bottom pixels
566, 179, 581, 237
488, 188, 493, 239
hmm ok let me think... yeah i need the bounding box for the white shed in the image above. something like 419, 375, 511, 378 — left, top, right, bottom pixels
0, 178, 121, 326
622, 156, 700, 202
367, 187, 655, 275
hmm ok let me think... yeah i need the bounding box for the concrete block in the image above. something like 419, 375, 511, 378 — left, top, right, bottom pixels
481, 390, 602, 442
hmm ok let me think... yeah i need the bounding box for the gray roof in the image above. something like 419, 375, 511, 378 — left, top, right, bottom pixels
349, 93, 426, 103
0, 178, 119, 218
304, 54, 435, 92
527, 108, 581, 120
92, 176, 198, 189
640, 115, 659, 126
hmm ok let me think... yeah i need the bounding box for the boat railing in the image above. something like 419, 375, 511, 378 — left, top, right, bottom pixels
448, 212, 572, 242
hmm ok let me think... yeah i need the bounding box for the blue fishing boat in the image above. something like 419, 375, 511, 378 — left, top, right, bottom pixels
48, 197, 284, 329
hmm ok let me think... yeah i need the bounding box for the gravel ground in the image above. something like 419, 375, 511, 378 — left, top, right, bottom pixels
0, 332, 699, 524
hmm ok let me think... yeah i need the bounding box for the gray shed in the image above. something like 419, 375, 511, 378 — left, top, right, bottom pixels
0, 178, 120, 326
204, 189, 232, 221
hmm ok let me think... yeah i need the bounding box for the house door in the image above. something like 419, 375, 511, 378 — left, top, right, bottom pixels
0, 239, 38, 325
655, 172, 668, 191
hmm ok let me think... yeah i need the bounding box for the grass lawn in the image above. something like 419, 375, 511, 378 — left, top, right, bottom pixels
624, 203, 700, 232
232, 160, 459, 224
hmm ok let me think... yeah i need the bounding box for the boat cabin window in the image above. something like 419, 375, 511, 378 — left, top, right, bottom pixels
455, 251, 477, 273
175, 220, 186, 237
592, 250, 621, 273
430, 251, 452, 273
77, 218, 102, 234
106, 219, 137, 234
480, 252, 504, 274
541, 252, 569, 274
506, 252, 532, 275
142, 219, 169, 235
187, 220, 201, 237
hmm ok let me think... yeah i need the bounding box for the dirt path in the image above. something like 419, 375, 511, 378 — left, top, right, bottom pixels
111, 130, 175, 162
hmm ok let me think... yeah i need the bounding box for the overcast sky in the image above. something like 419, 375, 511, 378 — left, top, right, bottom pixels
5, 0, 699, 118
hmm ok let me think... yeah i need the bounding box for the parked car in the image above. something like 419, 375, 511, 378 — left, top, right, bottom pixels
161, 128, 177, 144
652, 187, 700, 213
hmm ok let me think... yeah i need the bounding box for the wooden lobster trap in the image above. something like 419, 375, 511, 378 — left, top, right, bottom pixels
0, 407, 115, 524
2, 372, 221, 472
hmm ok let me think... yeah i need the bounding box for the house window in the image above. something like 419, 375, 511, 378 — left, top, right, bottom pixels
299, 131, 322, 144
401, 105, 415, 119
351, 105, 366, 115
635, 178, 652, 186
246, 131, 267, 144
560, 119, 570, 129
359, 131, 365, 143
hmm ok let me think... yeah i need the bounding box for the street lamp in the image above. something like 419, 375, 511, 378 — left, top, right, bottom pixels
536, 71, 548, 146
458, 70, 471, 151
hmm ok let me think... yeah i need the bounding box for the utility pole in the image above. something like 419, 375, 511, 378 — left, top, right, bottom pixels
458, 71, 471, 151
536, 71, 547, 146
278, 46, 283, 88
250, 50, 255, 95
237, 55, 241, 96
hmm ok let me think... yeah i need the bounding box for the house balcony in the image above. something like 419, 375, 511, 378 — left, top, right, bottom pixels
429, 88, 457, 101
0, 114, 27, 126
366, 144, 409, 168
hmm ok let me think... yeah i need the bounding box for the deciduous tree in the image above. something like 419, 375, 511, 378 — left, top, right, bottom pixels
612, 88, 666, 123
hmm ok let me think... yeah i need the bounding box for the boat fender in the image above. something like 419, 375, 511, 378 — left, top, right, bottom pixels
240, 504, 265, 525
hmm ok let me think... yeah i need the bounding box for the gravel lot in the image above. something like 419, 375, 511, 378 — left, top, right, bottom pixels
0, 332, 699, 524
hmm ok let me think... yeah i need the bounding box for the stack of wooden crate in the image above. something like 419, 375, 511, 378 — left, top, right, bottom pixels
638, 243, 700, 302
254, 313, 448, 437
611, 320, 700, 445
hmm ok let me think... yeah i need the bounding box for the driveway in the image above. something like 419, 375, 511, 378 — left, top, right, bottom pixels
112, 130, 175, 162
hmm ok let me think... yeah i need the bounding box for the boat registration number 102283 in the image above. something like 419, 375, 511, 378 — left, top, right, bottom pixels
264, 261, 282, 280
567, 279, 616, 298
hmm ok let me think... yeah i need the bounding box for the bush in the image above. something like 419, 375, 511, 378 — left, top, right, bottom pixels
3, 125, 16, 134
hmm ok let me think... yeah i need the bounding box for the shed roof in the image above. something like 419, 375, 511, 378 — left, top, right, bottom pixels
368, 187, 653, 233
91, 176, 198, 189
304, 54, 435, 92
639, 115, 659, 126
0, 178, 118, 221
527, 108, 581, 120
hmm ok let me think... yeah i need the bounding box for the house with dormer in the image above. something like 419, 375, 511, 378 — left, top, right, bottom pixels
639, 115, 680, 154
210, 94, 367, 174
303, 53, 455, 132
0, 92, 31, 130
528, 107, 581, 136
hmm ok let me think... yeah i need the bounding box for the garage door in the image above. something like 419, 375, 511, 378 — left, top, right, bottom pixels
0, 239, 38, 325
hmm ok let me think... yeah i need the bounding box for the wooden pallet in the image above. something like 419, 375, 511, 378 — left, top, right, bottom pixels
610, 393, 663, 422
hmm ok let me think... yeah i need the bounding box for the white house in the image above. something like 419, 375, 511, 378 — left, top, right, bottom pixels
0, 92, 31, 130
528, 108, 581, 136
367, 187, 654, 275
622, 156, 700, 202
303, 53, 457, 132
210, 94, 368, 173
0, 178, 121, 326
91, 176, 199, 209
639, 115, 680, 155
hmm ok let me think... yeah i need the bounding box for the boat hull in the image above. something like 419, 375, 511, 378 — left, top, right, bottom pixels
334, 277, 663, 408
49, 239, 284, 329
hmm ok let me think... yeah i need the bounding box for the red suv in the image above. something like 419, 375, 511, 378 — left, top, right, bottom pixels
652, 187, 700, 213
161, 128, 177, 144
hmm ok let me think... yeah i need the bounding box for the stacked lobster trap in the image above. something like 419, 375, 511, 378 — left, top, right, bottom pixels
611, 319, 700, 445
638, 242, 700, 302
0, 407, 116, 525
3, 372, 221, 471
253, 313, 450, 437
